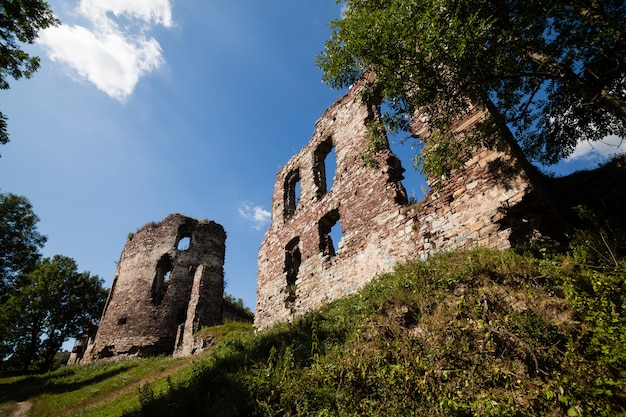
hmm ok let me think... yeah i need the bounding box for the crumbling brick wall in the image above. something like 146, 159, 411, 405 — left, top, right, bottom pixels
255, 82, 556, 331
255, 83, 415, 329
409, 109, 560, 258
82, 214, 226, 362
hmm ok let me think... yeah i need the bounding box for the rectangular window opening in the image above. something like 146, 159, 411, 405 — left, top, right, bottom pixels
284, 237, 301, 307
314, 137, 336, 197
283, 169, 301, 218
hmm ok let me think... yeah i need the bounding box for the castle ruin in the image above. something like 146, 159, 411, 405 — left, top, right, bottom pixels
76, 214, 226, 363
255, 80, 557, 331
69, 79, 575, 361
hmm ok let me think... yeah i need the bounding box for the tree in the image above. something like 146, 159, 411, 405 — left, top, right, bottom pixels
0, 191, 46, 298
1, 0, 59, 149
317, 0, 626, 175
2, 255, 108, 372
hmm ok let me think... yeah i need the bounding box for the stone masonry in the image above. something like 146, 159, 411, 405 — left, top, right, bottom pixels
255, 81, 557, 331
80, 214, 226, 362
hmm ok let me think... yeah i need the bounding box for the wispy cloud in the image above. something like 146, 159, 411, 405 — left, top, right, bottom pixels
567, 135, 625, 161
38, 0, 173, 101
238, 202, 271, 230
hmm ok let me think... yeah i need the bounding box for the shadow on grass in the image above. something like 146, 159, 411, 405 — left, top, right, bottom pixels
120, 313, 353, 417
0, 363, 138, 403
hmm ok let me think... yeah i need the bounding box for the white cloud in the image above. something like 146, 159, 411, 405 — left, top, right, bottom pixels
568, 135, 626, 161
37, 0, 173, 101
238, 202, 271, 230
78, 0, 173, 29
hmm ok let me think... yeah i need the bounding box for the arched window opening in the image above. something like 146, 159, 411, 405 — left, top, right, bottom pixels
152, 254, 172, 305
319, 209, 342, 257
284, 237, 301, 306
284, 169, 301, 218
176, 236, 191, 251
314, 137, 336, 197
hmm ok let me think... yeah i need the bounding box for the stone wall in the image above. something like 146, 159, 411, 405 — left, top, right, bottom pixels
81, 214, 226, 362
255, 82, 557, 331
410, 136, 557, 258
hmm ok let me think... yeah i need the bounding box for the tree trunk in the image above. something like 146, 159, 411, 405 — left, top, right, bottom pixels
41, 334, 65, 372
22, 321, 41, 372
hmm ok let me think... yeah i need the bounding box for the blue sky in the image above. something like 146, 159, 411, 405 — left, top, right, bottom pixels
1, 0, 623, 314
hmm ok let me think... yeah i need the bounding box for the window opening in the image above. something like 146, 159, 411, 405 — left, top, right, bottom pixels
294, 180, 301, 211
329, 218, 342, 254
284, 237, 301, 305
386, 126, 430, 204
314, 137, 336, 197
152, 254, 172, 305
177, 236, 191, 251
325, 146, 336, 192
117, 317, 127, 325
319, 209, 342, 257
284, 169, 301, 218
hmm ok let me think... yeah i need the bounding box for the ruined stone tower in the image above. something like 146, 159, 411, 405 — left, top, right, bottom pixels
82, 214, 226, 361
255, 80, 557, 331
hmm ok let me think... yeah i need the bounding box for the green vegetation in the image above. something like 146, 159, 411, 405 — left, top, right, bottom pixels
223, 293, 255, 321
317, 0, 626, 176
0, 354, 212, 417
0, 192, 46, 297
2, 255, 108, 373
1, 246, 623, 416
1, 192, 107, 374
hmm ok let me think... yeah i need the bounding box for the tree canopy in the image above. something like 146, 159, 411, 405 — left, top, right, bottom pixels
0, 0, 58, 148
0, 192, 107, 373
317, 0, 626, 174
0, 191, 46, 297
1, 255, 107, 373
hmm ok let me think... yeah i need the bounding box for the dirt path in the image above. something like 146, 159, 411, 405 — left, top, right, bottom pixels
12, 401, 31, 417
4, 353, 207, 417
74, 356, 200, 415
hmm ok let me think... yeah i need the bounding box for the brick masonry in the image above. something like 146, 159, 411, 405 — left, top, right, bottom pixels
255, 81, 556, 331
80, 214, 226, 362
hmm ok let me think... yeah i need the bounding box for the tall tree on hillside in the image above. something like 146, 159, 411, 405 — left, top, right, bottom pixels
3, 255, 108, 372
0, 191, 46, 366
1, 0, 59, 149
0, 191, 46, 298
317, 0, 626, 176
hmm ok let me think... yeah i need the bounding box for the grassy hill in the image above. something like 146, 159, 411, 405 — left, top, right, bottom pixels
1, 248, 624, 416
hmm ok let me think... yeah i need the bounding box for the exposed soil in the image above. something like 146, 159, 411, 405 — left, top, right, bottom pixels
12, 401, 31, 417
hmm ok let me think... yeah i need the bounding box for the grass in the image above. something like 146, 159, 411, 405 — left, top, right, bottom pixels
0, 353, 214, 417
1, 248, 624, 416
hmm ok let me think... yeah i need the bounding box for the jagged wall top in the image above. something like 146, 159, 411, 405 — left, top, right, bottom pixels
82, 214, 226, 361
255, 80, 556, 330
